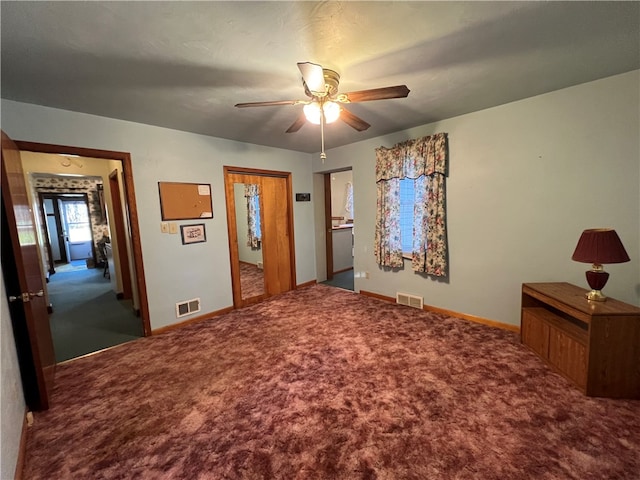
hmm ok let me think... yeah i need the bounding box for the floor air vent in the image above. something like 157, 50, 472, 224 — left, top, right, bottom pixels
396, 292, 424, 310
176, 298, 201, 318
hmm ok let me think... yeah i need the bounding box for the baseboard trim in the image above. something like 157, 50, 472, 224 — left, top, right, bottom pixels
151, 306, 234, 335
297, 280, 317, 289
14, 410, 28, 480
359, 290, 395, 303
359, 289, 520, 332
332, 267, 354, 274
57, 342, 133, 365
422, 304, 520, 332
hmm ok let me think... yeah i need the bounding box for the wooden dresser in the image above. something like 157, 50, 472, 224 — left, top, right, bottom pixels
521, 282, 640, 399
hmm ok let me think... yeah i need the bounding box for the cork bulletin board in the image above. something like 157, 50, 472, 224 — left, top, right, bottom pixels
158, 182, 214, 220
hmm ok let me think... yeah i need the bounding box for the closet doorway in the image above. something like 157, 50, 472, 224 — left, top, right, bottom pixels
224, 166, 296, 308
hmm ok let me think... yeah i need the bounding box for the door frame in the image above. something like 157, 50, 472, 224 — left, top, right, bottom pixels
323, 168, 354, 281
38, 193, 65, 274
324, 173, 334, 280
40, 192, 96, 271
109, 169, 133, 300
14, 140, 151, 336
223, 166, 296, 308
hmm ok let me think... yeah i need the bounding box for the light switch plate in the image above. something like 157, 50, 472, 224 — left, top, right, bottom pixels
169, 222, 178, 234
161, 222, 169, 233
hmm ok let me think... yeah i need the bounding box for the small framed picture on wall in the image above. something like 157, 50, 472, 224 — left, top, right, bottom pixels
180, 223, 206, 245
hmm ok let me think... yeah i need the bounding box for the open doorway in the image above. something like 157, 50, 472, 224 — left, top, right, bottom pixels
15, 142, 150, 362
40, 193, 95, 272
322, 169, 354, 291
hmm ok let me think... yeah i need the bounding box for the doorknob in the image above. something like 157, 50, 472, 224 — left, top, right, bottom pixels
9, 292, 29, 302
8, 290, 43, 302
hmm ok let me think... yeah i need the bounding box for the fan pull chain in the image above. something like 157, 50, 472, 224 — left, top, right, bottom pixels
320, 104, 326, 163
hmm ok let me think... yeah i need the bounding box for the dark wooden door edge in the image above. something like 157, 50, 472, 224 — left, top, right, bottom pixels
324, 173, 334, 280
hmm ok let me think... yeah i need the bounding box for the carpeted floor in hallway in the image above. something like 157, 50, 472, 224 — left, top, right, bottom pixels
321, 269, 354, 291
47, 262, 143, 362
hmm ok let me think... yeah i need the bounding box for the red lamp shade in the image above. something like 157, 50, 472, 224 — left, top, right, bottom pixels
571, 228, 630, 264
571, 228, 630, 302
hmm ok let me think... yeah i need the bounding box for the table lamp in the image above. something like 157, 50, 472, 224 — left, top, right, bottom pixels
571, 228, 630, 301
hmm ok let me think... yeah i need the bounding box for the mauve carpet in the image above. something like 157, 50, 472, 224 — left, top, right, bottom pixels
23, 285, 639, 479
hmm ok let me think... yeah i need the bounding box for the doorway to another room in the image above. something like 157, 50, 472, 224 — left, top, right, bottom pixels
17, 146, 150, 363
321, 169, 354, 291
41, 193, 95, 270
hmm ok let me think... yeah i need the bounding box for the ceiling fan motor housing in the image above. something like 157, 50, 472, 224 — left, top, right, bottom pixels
304, 69, 340, 99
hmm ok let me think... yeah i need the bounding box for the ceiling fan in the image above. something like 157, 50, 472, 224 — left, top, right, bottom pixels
235, 62, 410, 158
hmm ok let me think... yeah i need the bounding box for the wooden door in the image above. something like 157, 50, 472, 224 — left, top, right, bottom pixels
1, 130, 56, 410
261, 175, 294, 295
223, 167, 296, 308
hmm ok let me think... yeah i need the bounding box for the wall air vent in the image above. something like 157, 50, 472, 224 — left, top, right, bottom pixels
396, 292, 424, 310
176, 298, 201, 318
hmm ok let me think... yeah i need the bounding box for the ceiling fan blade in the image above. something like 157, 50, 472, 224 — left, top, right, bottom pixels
341, 85, 410, 103
297, 62, 325, 94
340, 107, 371, 132
285, 113, 307, 133
235, 100, 300, 108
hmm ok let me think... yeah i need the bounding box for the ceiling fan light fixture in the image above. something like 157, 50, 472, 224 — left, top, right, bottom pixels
303, 101, 340, 125
323, 101, 340, 124
303, 102, 321, 124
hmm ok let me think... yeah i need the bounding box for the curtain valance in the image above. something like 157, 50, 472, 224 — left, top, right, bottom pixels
375, 132, 447, 181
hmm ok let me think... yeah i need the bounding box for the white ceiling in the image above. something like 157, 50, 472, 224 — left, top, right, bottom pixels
1, 1, 638, 154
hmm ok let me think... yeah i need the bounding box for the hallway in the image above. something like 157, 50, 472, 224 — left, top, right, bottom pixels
48, 261, 143, 362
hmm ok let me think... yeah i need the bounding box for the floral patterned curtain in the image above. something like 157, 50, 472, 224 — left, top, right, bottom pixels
374, 132, 448, 276
344, 181, 354, 220
244, 184, 261, 249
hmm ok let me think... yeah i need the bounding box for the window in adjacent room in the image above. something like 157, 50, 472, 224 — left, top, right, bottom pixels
62, 200, 92, 243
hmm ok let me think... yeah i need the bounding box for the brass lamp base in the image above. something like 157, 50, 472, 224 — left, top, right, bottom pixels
586, 289, 607, 302
584, 265, 609, 302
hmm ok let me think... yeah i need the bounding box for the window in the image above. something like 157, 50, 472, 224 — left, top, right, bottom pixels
399, 177, 416, 255
63, 201, 92, 242
374, 133, 449, 276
